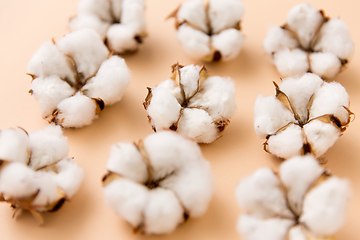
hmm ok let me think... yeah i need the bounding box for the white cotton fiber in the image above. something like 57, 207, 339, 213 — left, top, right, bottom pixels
30, 76, 76, 118
27, 41, 76, 85
82, 56, 130, 106
300, 177, 351, 236
263, 26, 299, 54
211, 28, 244, 61
236, 168, 294, 219
309, 82, 350, 125
69, 14, 110, 40
309, 52, 342, 80
279, 155, 324, 215
106, 24, 140, 53
208, 0, 244, 34
109, 0, 123, 21
121, 0, 145, 31
313, 19, 354, 60
106, 142, 148, 183
286, 3, 324, 50
55, 93, 97, 128
176, 24, 211, 60
29, 124, 69, 170
288, 226, 308, 240
237, 214, 294, 240
0, 128, 30, 164
303, 120, 341, 158
30, 170, 59, 207
77, 0, 112, 22
143, 188, 184, 234
56, 28, 109, 82
179, 64, 202, 99
273, 48, 309, 77
267, 124, 304, 159
176, 0, 208, 33
253, 95, 295, 138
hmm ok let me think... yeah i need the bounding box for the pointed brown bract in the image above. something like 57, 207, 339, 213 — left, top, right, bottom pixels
102, 171, 123, 187
143, 87, 153, 110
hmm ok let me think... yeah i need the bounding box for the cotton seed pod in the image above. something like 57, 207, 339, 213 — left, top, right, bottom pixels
169, 0, 245, 62
263, 2, 354, 79
0, 125, 84, 224
143, 63, 236, 144
236, 155, 352, 240
27, 28, 131, 128
254, 73, 353, 160
69, 0, 147, 54
102, 131, 214, 235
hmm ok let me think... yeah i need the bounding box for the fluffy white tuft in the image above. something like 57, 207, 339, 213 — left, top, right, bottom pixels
211, 28, 244, 61
263, 26, 298, 54
273, 48, 309, 77
0, 128, 30, 164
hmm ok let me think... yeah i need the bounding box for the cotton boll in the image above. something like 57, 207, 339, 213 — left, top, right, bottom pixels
29, 124, 69, 170
208, 0, 244, 34
69, 14, 110, 40
273, 48, 310, 77
236, 168, 294, 219
0, 128, 30, 164
211, 28, 244, 61
121, 0, 146, 32
103, 178, 149, 227
253, 95, 295, 138
303, 120, 341, 158
55, 93, 98, 128
107, 24, 140, 53
288, 226, 308, 240
177, 108, 219, 144
0, 162, 38, 198
176, 0, 208, 33
188, 76, 237, 120
27, 41, 76, 85
53, 158, 84, 198
106, 142, 148, 183
309, 82, 350, 125
237, 214, 294, 240
309, 52, 342, 80
76, 0, 112, 22
279, 73, 323, 124
286, 3, 324, 50
300, 177, 351, 236
56, 28, 109, 82
176, 24, 211, 60
30, 76, 76, 118
279, 155, 324, 215
143, 188, 184, 234
313, 19, 354, 60
146, 87, 181, 131
179, 64, 201, 99
267, 124, 304, 159
82, 56, 130, 106
263, 26, 299, 54
109, 0, 123, 21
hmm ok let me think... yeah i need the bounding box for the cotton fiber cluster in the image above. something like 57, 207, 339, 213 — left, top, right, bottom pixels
264, 2, 354, 79
69, 0, 147, 53
254, 73, 352, 159
102, 131, 214, 235
170, 0, 245, 61
0, 125, 84, 224
143, 63, 236, 144
236, 155, 351, 240
27, 28, 131, 128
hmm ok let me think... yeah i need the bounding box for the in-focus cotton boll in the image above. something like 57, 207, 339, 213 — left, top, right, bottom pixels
27, 28, 131, 128
0, 125, 83, 224
144, 63, 237, 144
236, 155, 352, 240
102, 131, 214, 235
263, 2, 354, 79
254, 73, 353, 159
69, 0, 147, 54
170, 0, 245, 62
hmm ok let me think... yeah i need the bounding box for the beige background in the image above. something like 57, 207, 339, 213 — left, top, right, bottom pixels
0, 0, 359, 239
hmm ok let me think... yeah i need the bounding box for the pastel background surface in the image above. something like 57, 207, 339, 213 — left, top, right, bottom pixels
0, 0, 359, 239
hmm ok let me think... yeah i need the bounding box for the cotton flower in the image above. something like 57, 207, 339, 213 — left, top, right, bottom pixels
264, 2, 354, 79
102, 131, 214, 235
27, 28, 131, 128
143, 63, 236, 144
236, 155, 352, 240
69, 0, 147, 54
169, 0, 245, 62
254, 73, 353, 159
0, 125, 84, 224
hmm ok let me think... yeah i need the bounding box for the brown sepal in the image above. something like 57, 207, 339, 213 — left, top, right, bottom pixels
143, 87, 153, 110
93, 98, 105, 114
